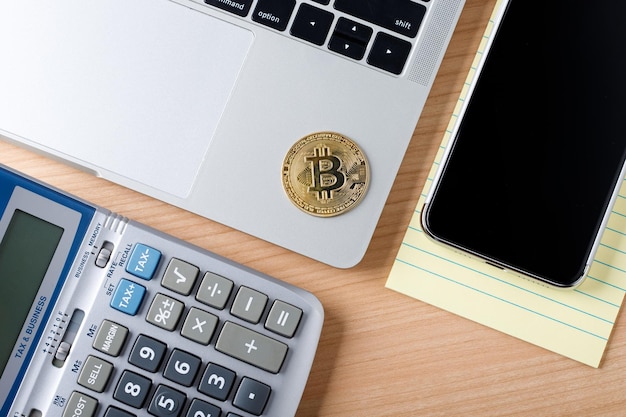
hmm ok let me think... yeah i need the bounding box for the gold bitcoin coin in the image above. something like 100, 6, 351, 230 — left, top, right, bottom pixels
282, 132, 370, 217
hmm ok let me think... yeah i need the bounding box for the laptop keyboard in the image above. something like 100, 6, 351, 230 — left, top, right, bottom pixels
201, 0, 433, 75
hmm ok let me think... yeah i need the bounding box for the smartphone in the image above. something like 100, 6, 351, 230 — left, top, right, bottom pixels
422, 0, 626, 288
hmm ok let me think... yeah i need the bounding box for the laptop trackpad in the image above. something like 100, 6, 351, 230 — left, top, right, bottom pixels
0, 0, 253, 198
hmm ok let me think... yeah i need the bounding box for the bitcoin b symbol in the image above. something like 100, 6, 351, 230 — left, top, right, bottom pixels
306, 146, 346, 201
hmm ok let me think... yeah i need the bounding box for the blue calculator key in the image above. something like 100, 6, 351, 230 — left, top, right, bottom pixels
111, 279, 146, 315
126, 243, 161, 280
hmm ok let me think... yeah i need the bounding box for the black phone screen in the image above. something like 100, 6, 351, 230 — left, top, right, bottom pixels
422, 0, 626, 287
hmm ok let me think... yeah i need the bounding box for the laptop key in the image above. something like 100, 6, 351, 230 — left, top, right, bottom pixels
204, 0, 253, 17
334, 0, 426, 38
329, 35, 366, 60
334, 17, 373, 45
290, 3, 334, 46
367, 32, 412, 75
252, 0, 296, 32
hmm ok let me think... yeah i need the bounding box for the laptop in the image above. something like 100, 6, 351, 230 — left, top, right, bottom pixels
0, 0, 465, 268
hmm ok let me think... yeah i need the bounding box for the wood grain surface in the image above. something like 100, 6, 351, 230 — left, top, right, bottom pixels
3, 0, 626, 415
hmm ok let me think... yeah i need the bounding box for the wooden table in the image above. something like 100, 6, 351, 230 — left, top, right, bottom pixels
3, 0, 625, 415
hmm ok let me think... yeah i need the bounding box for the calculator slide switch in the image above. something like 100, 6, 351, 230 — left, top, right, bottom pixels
52, 309, 85, 367
95, 241, 114, 268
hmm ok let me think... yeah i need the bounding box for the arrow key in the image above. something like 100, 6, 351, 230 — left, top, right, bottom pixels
334, 17, 372, 45
329, 34, 366, 60
367, 32, 412, 74
290, 3, 334, 46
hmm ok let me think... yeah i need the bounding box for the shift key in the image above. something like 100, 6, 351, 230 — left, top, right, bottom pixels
334, 0, 426, 38
216, 322, 288, 373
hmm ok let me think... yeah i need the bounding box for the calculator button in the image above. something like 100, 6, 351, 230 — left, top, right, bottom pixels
114, 370, 151, 408
196, 272, 233, 310
181, 307, 218, 345
162, 258, 199, 295
146, 293, 185, 331
78, 355, 114, 393
148, 384, 187, 417
126, 243, 161, 280
163, 349, 201, 387
128, 334, 167, 373
110, 279, 146, 316
198, 363, 236, 401
215, 322, 288, 373
104, 406, 136, 417
63, 391, 98, 417
92, 320, 129, 357
233, 377, 271, 416
186, 399, 221, 417
230, 287, 268, 324
265, 300, 303, 338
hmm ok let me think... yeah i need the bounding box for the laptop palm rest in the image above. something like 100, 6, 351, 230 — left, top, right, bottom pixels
0, 0, 252, 198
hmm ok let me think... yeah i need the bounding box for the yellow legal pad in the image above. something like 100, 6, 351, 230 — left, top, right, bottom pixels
385, 0, 626, 368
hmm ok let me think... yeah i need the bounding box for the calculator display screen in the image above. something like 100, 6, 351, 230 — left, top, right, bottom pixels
0, 209, 64, 376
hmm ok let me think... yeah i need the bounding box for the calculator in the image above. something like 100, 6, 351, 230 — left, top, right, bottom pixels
0, 164, 324, 417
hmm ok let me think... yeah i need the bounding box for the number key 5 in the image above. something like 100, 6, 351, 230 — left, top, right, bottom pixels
148, 385, 186, 417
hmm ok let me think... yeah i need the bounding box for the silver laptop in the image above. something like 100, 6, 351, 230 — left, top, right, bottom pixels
0, 0, 465, 268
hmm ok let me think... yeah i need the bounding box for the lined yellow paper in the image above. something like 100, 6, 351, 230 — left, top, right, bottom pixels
386, 0, 626, 367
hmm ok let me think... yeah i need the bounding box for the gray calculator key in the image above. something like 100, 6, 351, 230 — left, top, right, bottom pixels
196, 272, 233, 309
146, 293, 185, 331
230, 286, 268, 323
233, 377, 271, 416
265, 300, 302, 338
114, 370, 151, 408
92, 320, 128, 357
181, 307, 219, 345
215, 322, 288, 373
129, 334, 167, 372
162, 258, 199, 295
78, 355, 113, 393
63, 391, 98, 417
